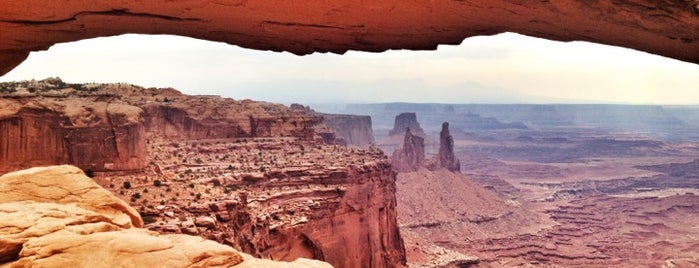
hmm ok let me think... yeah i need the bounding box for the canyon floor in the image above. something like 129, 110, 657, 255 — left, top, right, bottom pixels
391, 127, 699, 267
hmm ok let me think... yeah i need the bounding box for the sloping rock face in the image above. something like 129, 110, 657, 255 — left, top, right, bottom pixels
428, 122, 461, 172
321, 114, 375, 147
0, 165, 332, 268
1, 0, 699, 75
388, 113, 425, 137
0, 79, 323, 173
391, 128, 425, 172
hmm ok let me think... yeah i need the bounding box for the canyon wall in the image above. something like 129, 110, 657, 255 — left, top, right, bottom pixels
0, 79, 407, 267
138, 141, 406, 268
0, 98, 146, 173
0, 165, 332, 268
0, 80, 324, 173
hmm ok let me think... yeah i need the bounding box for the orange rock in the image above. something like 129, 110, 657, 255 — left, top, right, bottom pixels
1, 0, 698, 75
0, 165, 334, 268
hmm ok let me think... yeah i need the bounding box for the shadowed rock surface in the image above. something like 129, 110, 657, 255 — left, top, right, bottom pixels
1, 0, 699, 75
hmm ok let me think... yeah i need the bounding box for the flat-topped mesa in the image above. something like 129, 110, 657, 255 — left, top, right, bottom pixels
0, 78, 326, 173
391, 128, 426, 172
428, 122, 461, 172
321, 114, 375, 147
290, 103, 375, 147
388, 113, 425, 137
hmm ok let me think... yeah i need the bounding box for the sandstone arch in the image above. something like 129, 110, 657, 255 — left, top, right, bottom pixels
1, 1, 699, 75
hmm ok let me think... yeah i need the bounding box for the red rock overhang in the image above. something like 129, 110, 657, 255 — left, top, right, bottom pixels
1, 0, 698, 75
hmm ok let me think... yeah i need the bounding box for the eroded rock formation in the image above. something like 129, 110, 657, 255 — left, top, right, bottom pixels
427, 122, 461, 172
129, 139, 406, 268
0, 78, 407, 267
0, 165, 332, 268
391, 128, 425, 172
388, 113, 425, 137
1, 0, 699, 75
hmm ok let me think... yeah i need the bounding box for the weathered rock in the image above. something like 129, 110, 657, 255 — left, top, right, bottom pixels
1, 0, 699, 76
428, 122, 460, 172
0, 95, 147, 173
0, 166, 333, 268
0, 79, 326, 173
0, 165, 143, 228
388, 113, 425, 137
391, 128, 425, 172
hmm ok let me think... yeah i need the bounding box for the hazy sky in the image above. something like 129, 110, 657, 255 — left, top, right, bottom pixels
1, 33, 698, 104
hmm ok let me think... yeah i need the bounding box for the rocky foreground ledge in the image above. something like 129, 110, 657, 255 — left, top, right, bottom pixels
0, 165, 331, 268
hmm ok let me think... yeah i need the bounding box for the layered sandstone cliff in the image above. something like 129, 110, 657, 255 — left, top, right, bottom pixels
1, 0, 699, 76
0, 79, 323, 173
116, 138, 406, 268
0, 165, 332, 268
0, 78, 407, 267
0, 94, 146, 173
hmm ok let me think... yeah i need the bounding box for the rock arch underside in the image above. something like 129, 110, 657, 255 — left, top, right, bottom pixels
2, 0, 699, 75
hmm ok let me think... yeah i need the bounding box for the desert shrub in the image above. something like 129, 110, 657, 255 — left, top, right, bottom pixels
153, 179, 162, 187
123, 181, 131, 189
84, 169, 95, 178
142, 215, 157, 225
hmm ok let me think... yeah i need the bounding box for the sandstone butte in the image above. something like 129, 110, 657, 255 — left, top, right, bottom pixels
1, 0, 699, 75
0, 165, 332, 268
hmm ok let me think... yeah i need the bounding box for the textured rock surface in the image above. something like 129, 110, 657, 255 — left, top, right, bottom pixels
391, 128, 425, 172
0, 79, 407, 268
0, 87, 147, 173
428, 122, 461, 172
0, 165, 333, 268
132, 139, 406, 268
1, 0, 699, 75
0, 79, 323, 173
388, 113, 425, 137
0, 165, 142, 228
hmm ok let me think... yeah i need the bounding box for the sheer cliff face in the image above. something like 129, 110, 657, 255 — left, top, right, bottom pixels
0, 98, 146, 173
321, 114, 375, 147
